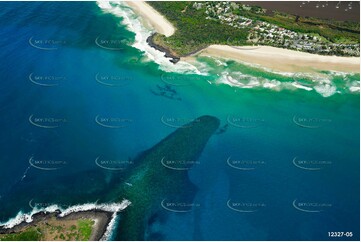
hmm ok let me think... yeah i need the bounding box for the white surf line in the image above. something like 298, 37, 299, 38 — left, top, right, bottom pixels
96, 1, 206, 75
0, 200, 131, 230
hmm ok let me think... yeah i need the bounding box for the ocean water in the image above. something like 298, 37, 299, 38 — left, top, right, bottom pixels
0, 1, 359, 241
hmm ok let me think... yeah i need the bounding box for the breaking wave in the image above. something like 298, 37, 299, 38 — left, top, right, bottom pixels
214, 68, 359, 97
96, 2, 359, 98
96, 1, 204, 75
0, 200, 131, 240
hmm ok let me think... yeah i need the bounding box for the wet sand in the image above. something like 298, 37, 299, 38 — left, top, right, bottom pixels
184, 45, 360, 73
125, 1, 175, 37
126, 1, 359, 73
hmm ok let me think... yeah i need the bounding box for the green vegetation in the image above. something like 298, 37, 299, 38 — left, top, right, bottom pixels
242, 10, 359, 44
0, 228, 41, 241
77, 219, 94, 241
148, 1, 359, 56
148, 2, 249, 56
0, 218, 95, 241
59, 233, 65, 240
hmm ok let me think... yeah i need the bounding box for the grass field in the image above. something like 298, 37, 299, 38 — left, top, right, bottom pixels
0, 218, 95, 241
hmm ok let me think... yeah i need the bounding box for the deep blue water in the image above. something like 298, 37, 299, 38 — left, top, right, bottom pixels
0, 2, 359, 241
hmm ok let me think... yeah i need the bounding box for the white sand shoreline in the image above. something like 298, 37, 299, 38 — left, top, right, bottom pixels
184, 45, 360, 73
125, 1, 175, 37
126, 1, 360, 73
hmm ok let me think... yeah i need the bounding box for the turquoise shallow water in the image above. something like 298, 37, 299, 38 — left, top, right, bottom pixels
0, 2, 359, 241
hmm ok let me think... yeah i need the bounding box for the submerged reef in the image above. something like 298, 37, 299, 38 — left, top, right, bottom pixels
117, 115, 220, 240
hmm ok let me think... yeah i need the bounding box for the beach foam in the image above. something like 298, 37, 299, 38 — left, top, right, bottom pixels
96, 2, 359, 98
0, 200, 131, 240
291, 82, 313, 91
196, 44, 360, 73
209, 57, 359, 97
314, 84, 337, 97
100, 212, 120, 241
96, 1, 205, 76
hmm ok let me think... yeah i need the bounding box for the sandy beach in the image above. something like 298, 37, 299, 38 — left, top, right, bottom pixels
125, 1, 175, 37
185, 45, 360, 73
127, 1, 359, 73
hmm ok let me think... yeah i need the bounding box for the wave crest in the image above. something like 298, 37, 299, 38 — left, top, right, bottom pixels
215, 69, 359, 97
0, 200, 131, 240
96, 1, 205, 76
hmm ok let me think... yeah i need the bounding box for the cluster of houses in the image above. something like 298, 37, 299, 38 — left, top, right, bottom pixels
192, 1, 360, 56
